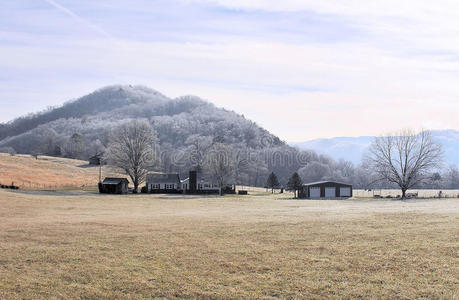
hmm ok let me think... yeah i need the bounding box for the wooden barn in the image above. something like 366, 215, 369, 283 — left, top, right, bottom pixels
99, 177, 129, 194
300, 181, 352, 199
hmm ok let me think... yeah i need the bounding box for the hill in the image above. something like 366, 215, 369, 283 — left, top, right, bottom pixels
0, 153, 124, 189
291, 130, 459, 166
0, 85, 297, 186
0, 85, 283, 152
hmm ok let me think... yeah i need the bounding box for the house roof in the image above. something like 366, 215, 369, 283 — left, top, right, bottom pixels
90, 152, 104, 159
303, 181, 352, 187
146, 173, 181, 183
102, 177, 129, 185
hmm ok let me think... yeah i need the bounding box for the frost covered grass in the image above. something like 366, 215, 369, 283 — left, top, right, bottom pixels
0, 190, 457, 299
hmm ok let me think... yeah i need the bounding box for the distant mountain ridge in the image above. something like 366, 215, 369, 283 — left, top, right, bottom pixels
291, 130, 459, 166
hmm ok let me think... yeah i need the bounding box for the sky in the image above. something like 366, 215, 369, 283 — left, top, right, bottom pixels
1, 0, 459, 141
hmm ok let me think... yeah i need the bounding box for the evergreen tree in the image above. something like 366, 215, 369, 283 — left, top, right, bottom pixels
266, 172, 280, 193
287, 172, 303, 198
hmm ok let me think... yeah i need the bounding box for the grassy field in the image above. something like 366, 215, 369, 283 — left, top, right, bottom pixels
0, 153, 125, 189
0, 189, 457, 299
354, 189, 459, 198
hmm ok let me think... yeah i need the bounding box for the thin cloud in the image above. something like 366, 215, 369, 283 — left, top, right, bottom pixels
43, 0, 112, 39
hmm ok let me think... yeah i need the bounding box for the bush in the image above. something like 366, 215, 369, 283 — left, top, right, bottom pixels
0, 147, 16, 156
140, 186, 148, 194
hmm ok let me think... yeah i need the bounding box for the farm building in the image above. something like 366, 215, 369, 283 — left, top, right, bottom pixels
146, 173, 181, 193
99, 177, 129, 194
300, 181, 352, 199
89, 153, 103, 165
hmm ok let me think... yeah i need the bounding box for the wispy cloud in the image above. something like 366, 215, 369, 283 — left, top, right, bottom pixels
1, 0, 459, 140
42, 0, 112, 39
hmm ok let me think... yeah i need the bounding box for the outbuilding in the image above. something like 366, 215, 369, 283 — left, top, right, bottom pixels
300, 181, 352, 199
89, 153, 103, 165
99, 177, 129, 194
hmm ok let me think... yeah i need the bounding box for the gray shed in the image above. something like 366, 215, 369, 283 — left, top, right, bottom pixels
300, 181, 352, 199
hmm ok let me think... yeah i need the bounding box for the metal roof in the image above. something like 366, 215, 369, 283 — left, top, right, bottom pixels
102, 177, 129, 185
303, 181, 352, 187
146, 173, 181, 183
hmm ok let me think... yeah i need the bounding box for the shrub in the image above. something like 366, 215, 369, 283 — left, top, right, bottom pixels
0, 147, 16, 156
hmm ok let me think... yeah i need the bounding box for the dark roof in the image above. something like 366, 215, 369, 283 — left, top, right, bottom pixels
303, 181, 352, 187
90, 153, 104, 159
102, 177, 129, 185
146, 173, 180, 183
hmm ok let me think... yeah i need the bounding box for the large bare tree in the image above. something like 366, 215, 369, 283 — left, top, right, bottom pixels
204, 143, 235, 196
367, 130, 442, 198
105, 120, 159, 193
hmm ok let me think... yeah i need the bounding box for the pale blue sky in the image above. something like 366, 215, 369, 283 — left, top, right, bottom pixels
2, 0, 459, 140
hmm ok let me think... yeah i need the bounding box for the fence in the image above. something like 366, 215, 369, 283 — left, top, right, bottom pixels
235, 185, 288, 194
354, 189, 459, 199
2, 180, 98, 191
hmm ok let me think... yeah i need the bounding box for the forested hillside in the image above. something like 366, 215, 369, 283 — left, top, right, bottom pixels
2, 85, 458, 189
0, 85, 297, 185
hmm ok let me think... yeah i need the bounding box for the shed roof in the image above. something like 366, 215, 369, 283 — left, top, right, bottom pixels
102, 177, 129, 185
146, 173, 181, 183
303, 181, 352, 187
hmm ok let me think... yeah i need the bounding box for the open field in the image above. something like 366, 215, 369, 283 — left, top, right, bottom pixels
354, 189, 459, 199
0, 189, 457, 299
0, 153, 124, 189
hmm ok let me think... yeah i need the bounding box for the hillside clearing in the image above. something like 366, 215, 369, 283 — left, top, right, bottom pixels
0, 153, 125, 189
0, 190, 457, 299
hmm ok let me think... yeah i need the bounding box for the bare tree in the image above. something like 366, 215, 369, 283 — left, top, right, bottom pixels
204, 143, 235, 196
366, 130, 443, 198
185, 134, 212, 172
105, 120, 159, 193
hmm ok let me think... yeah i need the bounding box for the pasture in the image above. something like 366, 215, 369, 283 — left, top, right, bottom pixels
0, 153, 124, 189
0, 189, 457, 299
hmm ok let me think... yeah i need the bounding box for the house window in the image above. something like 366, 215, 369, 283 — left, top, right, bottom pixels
151, 184, 160, 189
165, 184, 175, 189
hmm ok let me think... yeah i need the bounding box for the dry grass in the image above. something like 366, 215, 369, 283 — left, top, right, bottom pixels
0, 153, 124, 189
355, 189, 459, 198
0, 189, 457, 299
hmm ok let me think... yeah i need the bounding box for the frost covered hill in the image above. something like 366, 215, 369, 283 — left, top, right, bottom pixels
0, 85, 169, 141
0, 85, 295, 186
0, 85, 283, 154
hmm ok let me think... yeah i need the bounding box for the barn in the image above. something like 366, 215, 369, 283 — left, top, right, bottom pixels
99, 177, 129, 194
89, 153, 103, 165
300, 181, 352, 199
